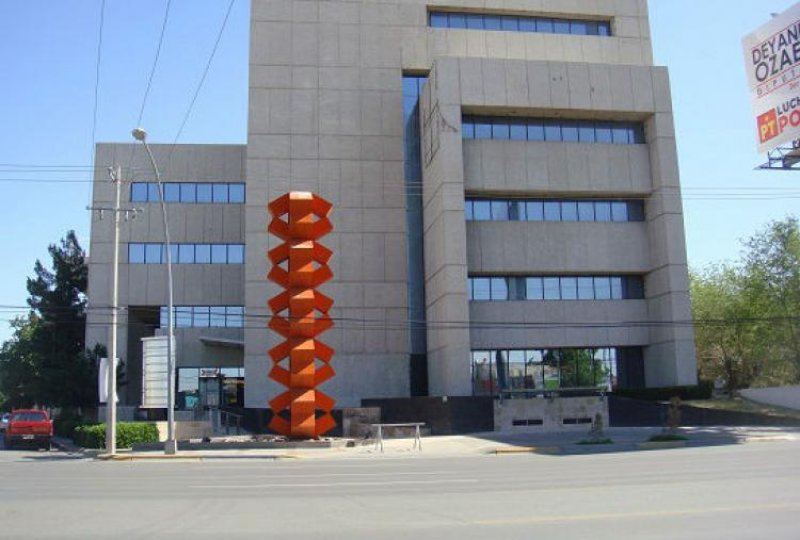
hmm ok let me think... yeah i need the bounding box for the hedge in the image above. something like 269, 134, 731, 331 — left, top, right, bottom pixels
612, 381, 713, 401
73, 422, 160, 449
54, 410, 84, 439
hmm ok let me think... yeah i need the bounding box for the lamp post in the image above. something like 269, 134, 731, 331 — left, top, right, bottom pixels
132, 127, 177, 455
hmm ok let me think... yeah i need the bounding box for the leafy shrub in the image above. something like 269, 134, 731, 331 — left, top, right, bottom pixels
613, 381, 713, 401
73, 422, 160, 449
54, 409, 84, 438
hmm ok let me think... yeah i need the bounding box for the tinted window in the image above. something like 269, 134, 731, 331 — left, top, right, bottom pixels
163, 183, 180, 202
527, 121, 545, 141
145, 244, 162, 264
543, 277, 560, 300
211, 244, 228, 264
148, 184, 161, 202
178, 244, 194, 264
473, 201, 491, 220
430, 13, 448, 27
595, 202, 612, 222
561, 277, 578, 300
577, 201, 595, 222
180, 183, 196, 203
577, 277, 594, 300
526, 201, 544, 221
491, 278, 508, 300
526, 277, 544, 300
491, 200, 509, 220
561, 201, 578, 221
130, 183, 148, 202
195, 244, 211, 264
196, 184, 213, 203
228, 184, 244, 203
448, 13, 466, 28
213, 184, 228, 203
128, 244, 145, 264
228, 244, 245, 264
543, 202, 561, 221
472, 278, 491, 300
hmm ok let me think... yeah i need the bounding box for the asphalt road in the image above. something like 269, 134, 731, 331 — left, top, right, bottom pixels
0, 437, 798, 539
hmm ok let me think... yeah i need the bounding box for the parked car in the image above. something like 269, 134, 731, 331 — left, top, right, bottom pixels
3, 409, 53, 450
0, 413, 9, 432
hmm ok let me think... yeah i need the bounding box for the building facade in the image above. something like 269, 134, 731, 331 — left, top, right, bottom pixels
87, 0, 696, 417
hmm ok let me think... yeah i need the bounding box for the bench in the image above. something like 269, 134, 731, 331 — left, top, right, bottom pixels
370, 422, 425, 453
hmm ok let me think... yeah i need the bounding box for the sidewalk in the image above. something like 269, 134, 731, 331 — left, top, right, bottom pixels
52, 426, 800, 461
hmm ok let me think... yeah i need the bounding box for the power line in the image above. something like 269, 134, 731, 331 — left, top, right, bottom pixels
88, 0, 107, 210
166, 0, 236, 164
136, 0, 172, 126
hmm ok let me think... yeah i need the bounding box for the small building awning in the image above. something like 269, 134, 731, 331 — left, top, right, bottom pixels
199, 336, 244, 350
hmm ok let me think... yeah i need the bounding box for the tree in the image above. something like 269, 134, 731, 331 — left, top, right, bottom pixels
0, 316, 42, 409
0, 231, 97, 409
690, 265, 770, 396
690, 217, 800, 392
743, 217, 800, 383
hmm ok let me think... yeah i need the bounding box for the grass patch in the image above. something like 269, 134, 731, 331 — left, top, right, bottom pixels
682, 397, 800, 420
576, 438, 614, 445
648, 433, 688, 442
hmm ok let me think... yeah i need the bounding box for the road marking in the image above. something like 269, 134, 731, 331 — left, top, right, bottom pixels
190, 478, 479, 489
473, 502, 800, 526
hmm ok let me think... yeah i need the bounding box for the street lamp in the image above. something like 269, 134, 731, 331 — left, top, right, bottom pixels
132, 127, 177, 455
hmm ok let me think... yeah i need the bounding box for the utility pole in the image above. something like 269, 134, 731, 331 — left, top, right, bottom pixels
87, 165, 139, 455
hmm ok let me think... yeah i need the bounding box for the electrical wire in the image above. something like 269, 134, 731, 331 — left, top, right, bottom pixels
166, 0, 236, 166
86, 0, 106, 210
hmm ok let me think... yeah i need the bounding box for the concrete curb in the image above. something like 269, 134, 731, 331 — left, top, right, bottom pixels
491, 446, 561, 455
95, 452, 300, 461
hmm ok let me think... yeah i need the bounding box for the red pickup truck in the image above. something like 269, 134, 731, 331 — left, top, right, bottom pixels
3, 409, 53, 450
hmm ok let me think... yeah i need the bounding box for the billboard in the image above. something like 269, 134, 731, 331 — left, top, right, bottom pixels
743, 2, 800, 153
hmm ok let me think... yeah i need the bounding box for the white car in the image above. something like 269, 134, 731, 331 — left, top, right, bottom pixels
0, 413, 9, 432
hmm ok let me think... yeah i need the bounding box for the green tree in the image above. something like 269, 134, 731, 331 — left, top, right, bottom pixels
0, 231, 97, 409
0, 316, 42, 409
743, 217, 800, 383
690, 265, 769, 396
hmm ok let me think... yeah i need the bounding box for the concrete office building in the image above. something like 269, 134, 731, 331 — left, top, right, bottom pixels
87, 0, 696, 423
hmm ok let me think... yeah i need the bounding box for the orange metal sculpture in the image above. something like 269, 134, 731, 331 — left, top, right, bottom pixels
266, 192, 336, 438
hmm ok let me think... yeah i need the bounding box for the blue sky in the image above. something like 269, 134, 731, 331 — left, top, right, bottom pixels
0, 0, 797, 342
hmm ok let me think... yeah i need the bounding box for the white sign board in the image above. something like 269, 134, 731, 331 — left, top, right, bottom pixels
743, 2, 800, 153
141, 336, 174, 408
98, 358, 119, 404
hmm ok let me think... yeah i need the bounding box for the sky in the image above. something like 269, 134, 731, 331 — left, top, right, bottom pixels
0, 0, 798, 343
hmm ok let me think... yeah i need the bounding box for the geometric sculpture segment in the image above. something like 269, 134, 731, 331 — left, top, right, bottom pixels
267, 192, 335, 438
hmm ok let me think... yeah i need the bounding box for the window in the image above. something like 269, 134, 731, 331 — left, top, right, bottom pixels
128, 182, 245, 203
462, 116, 644, 144
466, 198, 645, 223
429, 11, 613, 37
213, 184, 228, 203
229, 184, 245, 203
130, 183, 148, 202
471, 277, 491, 301
145, 243, 162, 264
128, 243, 145, 263
164, 183, 180, 202
470, 274, 646, 301
228, 244, 245, 264
471, 347, 639, 395
211, 244, 228, 264
196, 184, 213, 203
180, 183, 197, 203
161, 305, 245, 329
127, 243, 245, 264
